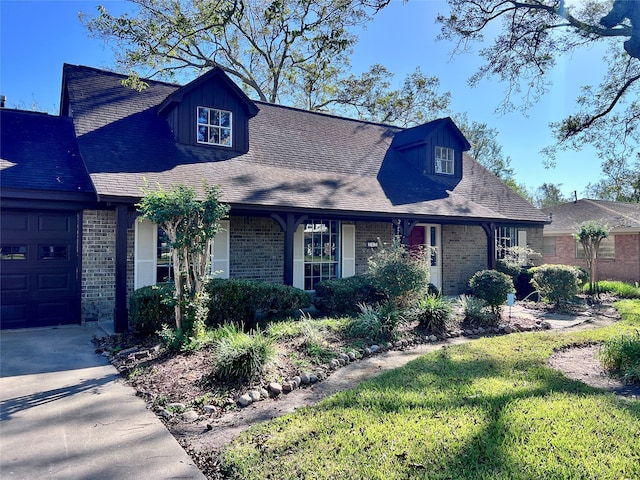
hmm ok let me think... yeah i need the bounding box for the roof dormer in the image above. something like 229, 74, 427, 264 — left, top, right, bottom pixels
392, 117, 471, 179
158, 67, 259, 154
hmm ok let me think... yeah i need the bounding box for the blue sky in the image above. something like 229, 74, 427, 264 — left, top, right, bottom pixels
1, 0, 607, 197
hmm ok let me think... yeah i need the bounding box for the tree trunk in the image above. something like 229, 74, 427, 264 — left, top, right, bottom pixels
172, 247, 183, 330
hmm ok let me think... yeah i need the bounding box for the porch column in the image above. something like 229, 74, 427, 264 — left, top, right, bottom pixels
271, 213, 307, 286
481, 222, 497, 270
114, 204, 129, 333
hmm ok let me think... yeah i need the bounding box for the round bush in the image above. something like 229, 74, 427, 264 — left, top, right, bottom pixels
469, 270, 514, 315
530, 264, 580, 306
128, 284, 175, 335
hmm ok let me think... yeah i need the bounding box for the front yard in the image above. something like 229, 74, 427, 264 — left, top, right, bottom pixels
97, 297, 640, 479
219, 300, 640, 479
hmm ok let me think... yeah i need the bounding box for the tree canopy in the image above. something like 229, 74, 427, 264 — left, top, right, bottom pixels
81, 0, 450, 124
437, 0, 639, 169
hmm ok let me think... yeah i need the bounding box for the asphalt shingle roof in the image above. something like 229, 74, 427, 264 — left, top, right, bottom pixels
542, 199, 640, 233
0, 109, 95, 196
62, 64, 547, 224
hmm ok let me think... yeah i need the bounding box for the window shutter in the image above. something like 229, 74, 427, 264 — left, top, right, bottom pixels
293, 224, 304, 289
134, 218, 157, 289
341, 224, 356, 278
517, 230, 527, 265
210, 220, 230, 278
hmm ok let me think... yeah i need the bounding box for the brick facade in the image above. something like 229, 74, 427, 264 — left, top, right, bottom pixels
81, 209, 117, 323
544, 233, 640, 284
81, 211, 546, 324
441, 225, 488, 295
353, 221, 394, 276
229, 216, 284, 283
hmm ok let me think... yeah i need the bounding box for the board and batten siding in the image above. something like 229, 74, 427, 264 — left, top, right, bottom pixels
162, 85, 250, 153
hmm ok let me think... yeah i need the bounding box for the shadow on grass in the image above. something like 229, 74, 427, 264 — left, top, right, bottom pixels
221, 335, 640, 479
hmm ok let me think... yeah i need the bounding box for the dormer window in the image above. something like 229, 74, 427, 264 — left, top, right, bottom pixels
197, 106, 232, 147
435, 146, 454, 175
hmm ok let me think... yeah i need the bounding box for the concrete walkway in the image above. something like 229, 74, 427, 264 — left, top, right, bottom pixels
0, 323, 205, 480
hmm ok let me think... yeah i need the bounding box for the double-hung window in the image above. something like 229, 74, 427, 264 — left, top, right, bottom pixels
197, 106, 232, 147
496, 226, 528, 265
435, 146, 454, 175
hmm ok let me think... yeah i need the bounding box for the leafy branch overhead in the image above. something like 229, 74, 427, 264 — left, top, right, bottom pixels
80, 0, 450, 126
438, 0, 639, 163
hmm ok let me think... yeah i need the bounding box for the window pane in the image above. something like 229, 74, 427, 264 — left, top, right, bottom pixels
1, 245, 27, 260
220, 128, 231, 146
198, 107, 208, 124
210, 109, 220, 125
40, 245, 67, 260
220, 111, 231, 127
198, 126, 207, 143
210, 128, 220, 144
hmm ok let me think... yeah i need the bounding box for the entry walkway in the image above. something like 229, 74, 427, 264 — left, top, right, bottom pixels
0, 323, 205, 480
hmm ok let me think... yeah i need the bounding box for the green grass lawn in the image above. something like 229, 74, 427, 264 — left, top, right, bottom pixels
219, 300, 640, 479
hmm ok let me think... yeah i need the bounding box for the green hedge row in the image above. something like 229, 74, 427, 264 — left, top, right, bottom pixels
128, 279, 311, 334
313, 275, 384, 316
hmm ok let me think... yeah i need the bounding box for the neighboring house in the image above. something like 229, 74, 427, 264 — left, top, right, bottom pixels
542, 199, 640, 284
1, 64, 547, 331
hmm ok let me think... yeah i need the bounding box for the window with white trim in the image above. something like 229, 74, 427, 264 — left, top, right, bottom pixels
576, 236, 615, 259
197, 106, 232, 147
435, 146, 454, 175
496, 226, 528, 265
302, 220, 339, 290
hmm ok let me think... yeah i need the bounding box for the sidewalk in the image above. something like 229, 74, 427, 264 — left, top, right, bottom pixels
0, 323, 206, 480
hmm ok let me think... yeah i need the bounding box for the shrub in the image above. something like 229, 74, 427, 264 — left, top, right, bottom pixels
128, 284, 175, 335
409, 294, 452, 335
367, 236, 430, 308
313, 275, 382, 316
496, 259, 521, 281
211, 325, 275, 383
530, 264, 580, 306
205, 278, 311, 327
348, 302, 404, 341
599, 330, 640, 384
457, 294, 492, 327
469, 270, 514, 316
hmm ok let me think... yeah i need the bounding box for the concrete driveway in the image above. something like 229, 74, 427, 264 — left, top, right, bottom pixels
0, 323, 206, 479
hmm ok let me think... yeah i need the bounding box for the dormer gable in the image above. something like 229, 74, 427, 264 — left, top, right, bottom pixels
392, 117, 471, 179
157, 67, 259, 154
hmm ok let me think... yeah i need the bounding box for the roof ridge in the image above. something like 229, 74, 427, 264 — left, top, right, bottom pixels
582, 199, 640, 227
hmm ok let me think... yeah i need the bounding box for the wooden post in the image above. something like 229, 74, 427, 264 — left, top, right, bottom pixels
114, 204, 129, 333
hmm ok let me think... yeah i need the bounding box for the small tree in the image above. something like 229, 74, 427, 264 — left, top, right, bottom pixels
136, 182, 229, 335
573, 221, 611, 295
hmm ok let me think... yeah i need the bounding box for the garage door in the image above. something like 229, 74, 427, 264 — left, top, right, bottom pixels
1, 211, 80, 329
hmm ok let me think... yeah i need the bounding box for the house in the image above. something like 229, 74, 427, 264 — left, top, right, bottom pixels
1, 64, 547, 331
541, 199, 640, 284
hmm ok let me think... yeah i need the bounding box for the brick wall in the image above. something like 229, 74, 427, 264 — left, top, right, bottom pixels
544, 233, 640, 284
229, 216, 284, 283
81, 209, 117, 323
524, 227, 544, 266
441, 225, 488, 295
353, 221, 394, 275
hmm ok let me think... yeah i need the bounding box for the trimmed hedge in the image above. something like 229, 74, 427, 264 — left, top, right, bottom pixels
530, 264, 580, 305
128, 283, 175, 335
313, 275, 383, 316
469, 269, 514, 316
205, 278, 311, 327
